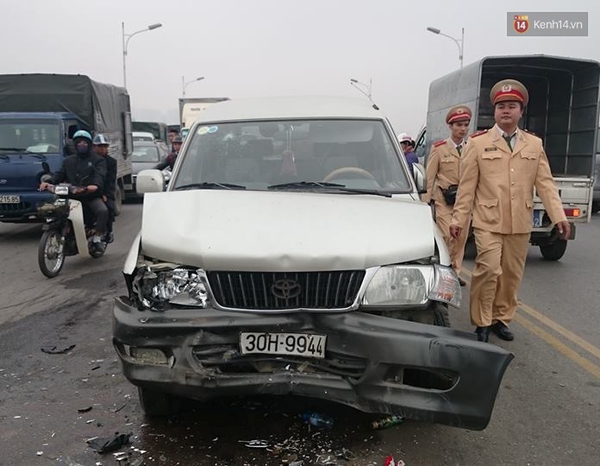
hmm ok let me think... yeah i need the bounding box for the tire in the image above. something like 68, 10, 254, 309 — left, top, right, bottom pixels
592, 201, 600, 214
113, 184, 124, 217
411, 302, 451, 328
539, 239, 567, 261
432, 303, 451, 327
138, 387, 180, 417
38, 230, 65, 278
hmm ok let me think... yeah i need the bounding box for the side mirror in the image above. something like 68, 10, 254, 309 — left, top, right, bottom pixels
412, 163, 427, 194
137, 169, 165, 194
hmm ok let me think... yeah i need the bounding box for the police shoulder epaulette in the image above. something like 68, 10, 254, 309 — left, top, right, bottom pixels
470, 129, 488, 138
433, 140, 446, 147
523, 128, 539, 137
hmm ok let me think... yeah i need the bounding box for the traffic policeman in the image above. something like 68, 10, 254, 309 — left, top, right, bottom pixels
423, 105, 472, 285
450, 79, 570, 342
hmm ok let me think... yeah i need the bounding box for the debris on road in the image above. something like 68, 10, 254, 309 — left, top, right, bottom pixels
301, 412, 334, 429
77, 406, 93, 413
238, 439, 270, 448
86, 432, 132, 454
371, 415, 404, 430
41, 344, 76, 354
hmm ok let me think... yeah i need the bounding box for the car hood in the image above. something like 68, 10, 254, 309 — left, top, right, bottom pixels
140, 190, 435, 271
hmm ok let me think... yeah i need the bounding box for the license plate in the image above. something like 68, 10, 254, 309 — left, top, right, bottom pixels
532, 210, 543, 227
0, 195, 20, 204
240, 332, 326, 359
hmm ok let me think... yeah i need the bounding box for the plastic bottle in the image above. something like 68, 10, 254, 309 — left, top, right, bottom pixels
371, 415, 404, 429
300, 412, 334, 429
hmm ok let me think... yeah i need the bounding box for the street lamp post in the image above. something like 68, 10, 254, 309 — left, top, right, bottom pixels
122, 22, 163, 89
349, 78, 373, 100
182, 76, 205, 97
426, 26, 464, 69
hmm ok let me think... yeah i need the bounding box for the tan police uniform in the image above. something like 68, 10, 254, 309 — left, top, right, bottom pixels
423, 105, 471, 275
451, 80, 567, 328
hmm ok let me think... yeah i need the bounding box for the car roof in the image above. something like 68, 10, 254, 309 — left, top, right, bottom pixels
195, 96, 384, 124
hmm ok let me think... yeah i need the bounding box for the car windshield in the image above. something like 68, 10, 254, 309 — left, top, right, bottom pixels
0, 121, 61, 153
132, 146, 160, 162
171, 119, 411, 193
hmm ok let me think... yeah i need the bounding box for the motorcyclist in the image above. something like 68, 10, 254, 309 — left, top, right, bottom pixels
155, 135, 182, 170
93, 134, 116, 244
39, 130, 109, 251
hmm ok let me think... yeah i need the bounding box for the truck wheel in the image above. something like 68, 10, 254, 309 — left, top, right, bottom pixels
138, 387, 180, 417
539, 240, 567, 261
113, 185, 124, 217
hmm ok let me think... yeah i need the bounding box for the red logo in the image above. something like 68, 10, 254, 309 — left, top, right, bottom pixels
513, 15, 530, 34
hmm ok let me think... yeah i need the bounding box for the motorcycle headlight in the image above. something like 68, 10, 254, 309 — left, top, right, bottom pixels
362, 264, 461, 308
54, 185, 69, 195
133, 266, 209, 310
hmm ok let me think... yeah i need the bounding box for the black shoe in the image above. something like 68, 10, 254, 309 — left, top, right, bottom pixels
458, 277, 467, 287
492, 322, 514, 341
475, 326, 491, 342
104, 232, 114, 244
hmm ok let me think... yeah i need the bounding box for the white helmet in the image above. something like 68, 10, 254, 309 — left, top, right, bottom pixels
397, 132, 414, 145
93, 134, 110, 146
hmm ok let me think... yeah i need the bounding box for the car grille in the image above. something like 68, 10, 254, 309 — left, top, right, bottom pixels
207, 270, 365, 310
192, 345, 367, 379
0, 201, 31, 216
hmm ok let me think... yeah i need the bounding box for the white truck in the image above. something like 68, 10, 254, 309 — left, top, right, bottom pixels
417, 54, 600, 260
178, 97, 229, 136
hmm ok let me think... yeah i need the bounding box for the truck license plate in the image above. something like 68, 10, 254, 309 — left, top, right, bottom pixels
532, 210, 543, 227
240, 332, 326, 359
0, 195, 20, 204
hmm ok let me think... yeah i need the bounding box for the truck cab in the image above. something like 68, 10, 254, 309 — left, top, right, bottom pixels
0, 112, 81, 222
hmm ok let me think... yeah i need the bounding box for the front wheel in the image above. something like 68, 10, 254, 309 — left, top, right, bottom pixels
38, 229, 66, 278
138, 387, 180, 417
539, 239, 567, 261
411, 302, 451, 327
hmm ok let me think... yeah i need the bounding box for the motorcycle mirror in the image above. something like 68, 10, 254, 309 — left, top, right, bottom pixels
42, 161, 51, 174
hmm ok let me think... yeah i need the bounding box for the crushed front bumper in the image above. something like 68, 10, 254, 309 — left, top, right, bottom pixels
113, 297, 513, 430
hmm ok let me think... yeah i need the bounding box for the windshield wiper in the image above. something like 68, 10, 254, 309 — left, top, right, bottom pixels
268, 181, 346, 189
174, 182, 246, 191
268, 180, 391, 197
0, 147, 35, 154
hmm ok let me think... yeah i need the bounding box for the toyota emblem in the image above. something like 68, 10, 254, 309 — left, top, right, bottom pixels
271, 278, 301, 300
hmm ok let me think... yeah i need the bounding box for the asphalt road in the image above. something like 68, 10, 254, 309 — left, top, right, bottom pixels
0, 202, 599, 466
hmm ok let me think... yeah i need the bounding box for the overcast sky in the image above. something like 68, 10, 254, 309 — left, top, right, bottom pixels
2, 0, 598, 135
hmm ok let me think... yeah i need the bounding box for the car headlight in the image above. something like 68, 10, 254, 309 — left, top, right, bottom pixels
362, 264, 461, 308
132, 266, 209, 310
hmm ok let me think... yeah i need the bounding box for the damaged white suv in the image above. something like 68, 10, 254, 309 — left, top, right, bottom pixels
113, 97, 513, 430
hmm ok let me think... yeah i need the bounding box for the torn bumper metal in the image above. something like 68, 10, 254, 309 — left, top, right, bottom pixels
113, 297, 513, 430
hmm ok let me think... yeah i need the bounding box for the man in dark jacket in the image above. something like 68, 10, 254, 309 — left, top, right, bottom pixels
93, 134, 117, 243
156, 136, 182, 170
39, 130, 109, 250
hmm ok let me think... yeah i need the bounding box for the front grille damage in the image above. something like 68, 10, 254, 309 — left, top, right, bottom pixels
192, 344, 367, 379
207, 270, 365, 310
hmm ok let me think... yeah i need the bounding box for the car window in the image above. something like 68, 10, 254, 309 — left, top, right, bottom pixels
132, 146, 160, 162
172, 119, 411, 192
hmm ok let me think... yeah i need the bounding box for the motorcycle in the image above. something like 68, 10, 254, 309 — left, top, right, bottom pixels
37, 182, 107, 278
